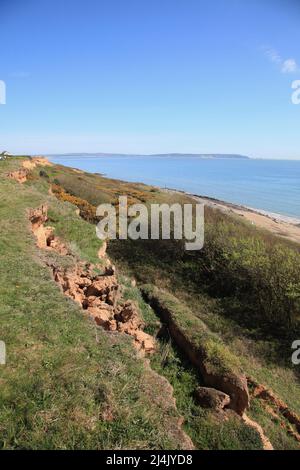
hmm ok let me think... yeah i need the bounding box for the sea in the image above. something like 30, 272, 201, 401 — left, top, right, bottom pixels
47, 155, 300, 222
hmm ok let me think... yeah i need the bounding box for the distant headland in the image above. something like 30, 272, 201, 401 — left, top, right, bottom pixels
47, 153, 250, 159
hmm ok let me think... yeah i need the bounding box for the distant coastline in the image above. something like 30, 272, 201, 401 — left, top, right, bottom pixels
47, 154, 300, 221
46, 153, 250, 159
45, 154, 300, 244
49, 157, 300, 228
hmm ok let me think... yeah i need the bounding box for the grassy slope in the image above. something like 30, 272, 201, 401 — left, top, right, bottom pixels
0, 158, 189, 450
39, 161, 300, 450
121, 281, 262, 450
110, 243, 300, 449
1, 158, 299, 450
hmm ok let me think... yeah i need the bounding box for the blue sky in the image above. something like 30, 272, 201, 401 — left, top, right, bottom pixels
0, 0, 300, 158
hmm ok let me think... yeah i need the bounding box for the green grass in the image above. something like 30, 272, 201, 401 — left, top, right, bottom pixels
46, 203, 103, 265
170, 288, 300, 418
140, 284, 242, 377
121, 280, 262, 450
0, 158, 192, 449
3, 157, 299, 450
247, 395, 300, 450
39, 158, 300, 450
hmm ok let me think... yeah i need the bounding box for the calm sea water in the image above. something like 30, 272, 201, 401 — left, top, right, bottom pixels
48, 155, 300, 220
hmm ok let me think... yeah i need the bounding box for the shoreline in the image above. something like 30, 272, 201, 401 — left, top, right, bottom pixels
163, 187, 300, 225
162, 187, 300, 245
47, 157, 300, 223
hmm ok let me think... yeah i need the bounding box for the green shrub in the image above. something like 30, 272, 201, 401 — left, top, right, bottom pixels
39, 170, 49, 179
198, 213, 300, 331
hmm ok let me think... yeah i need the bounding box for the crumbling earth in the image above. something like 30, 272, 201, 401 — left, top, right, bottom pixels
8, 157, 52, 183
29, 205, 155, 355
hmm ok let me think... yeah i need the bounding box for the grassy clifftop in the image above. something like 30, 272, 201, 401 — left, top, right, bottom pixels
0, 157, 193, 449
1, 157, 299, 450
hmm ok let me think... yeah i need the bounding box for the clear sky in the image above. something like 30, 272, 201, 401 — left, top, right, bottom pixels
0, 0, 300, 158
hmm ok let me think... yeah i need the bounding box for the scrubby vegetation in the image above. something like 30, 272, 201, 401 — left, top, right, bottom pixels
109, 209, 300, 337
51, 183, 99, 224
192, 209, 300, 332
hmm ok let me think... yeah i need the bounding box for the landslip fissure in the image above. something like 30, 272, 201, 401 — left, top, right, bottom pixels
28, 204, 156, 356
28, 203, 195, 449
7, 157, 52, 183
140, 286, 275, 450
46, 182, 275, 450
141, 286, 249, 415
32, 164, 297, 450
5, 159, 298, 449
248, 376, 300, 443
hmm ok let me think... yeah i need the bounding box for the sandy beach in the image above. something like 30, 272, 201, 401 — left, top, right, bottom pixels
164, 188, 300, 245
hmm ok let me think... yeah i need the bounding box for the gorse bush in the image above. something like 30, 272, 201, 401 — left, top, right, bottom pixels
51, 183, 99, 223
